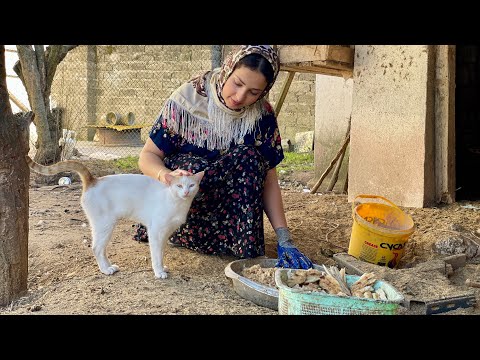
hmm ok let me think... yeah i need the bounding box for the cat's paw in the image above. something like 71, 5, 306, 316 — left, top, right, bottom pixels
101, 264, 119, 275
154, 271, 168, 279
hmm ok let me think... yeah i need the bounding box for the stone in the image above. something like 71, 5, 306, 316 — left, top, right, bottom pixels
294, 131, 314, 153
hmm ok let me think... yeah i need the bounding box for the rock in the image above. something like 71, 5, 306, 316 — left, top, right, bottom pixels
294, 131, 314, 153
432, 232, 480, 258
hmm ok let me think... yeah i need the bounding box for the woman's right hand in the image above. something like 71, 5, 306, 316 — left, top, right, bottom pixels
139, 139, 193, 182
157, 168, 192, 182
166, 168, 192, 177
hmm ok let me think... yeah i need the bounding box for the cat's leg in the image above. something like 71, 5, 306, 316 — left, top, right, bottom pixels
90, 219, 119, 275
147, 224, 169, 279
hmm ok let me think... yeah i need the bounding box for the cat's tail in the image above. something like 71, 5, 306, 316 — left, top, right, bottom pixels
26, 155, 96, 192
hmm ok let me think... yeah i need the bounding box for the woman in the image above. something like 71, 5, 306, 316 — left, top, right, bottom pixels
134, 45, 313, 269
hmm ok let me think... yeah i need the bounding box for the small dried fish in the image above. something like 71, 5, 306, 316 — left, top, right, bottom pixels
375, 287, 388, 300
323, 265, 351, 296
286, 270, 307, 287
350, 272, 376, 294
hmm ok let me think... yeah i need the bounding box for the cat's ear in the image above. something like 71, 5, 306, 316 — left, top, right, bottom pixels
164, 173, 174, 185
194, 171, 205, 182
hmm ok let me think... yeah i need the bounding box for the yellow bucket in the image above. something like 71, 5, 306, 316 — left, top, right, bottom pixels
348, 194, 415, 268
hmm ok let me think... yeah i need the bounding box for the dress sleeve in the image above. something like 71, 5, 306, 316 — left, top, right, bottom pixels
255, 112, 285, 170
149, 114, 180, 156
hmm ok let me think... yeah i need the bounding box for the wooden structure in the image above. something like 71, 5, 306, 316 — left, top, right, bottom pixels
86, 111, 146, 146
278, 45, 354, 77
86, 124, 145, 147
275, 45, 354, 115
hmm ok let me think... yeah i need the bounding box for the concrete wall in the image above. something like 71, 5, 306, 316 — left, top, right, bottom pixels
347, 45, 436, 208
313, 75, 353, 192
94, 45, 211, 142
270, 72, 316, 143
50, 45, 316, 144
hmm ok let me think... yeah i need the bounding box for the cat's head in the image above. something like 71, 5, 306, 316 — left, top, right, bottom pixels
164, 171, 205, 200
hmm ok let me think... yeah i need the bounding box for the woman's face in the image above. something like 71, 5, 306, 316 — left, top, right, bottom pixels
221, 65, 268, 110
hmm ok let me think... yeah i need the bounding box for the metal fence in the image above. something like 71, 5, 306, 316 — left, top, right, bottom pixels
42, 45, 213, 161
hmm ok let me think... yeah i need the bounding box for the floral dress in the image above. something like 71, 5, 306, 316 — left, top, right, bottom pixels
133, 104, 284, 258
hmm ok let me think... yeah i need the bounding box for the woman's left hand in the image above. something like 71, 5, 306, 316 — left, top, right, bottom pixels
276, 243, 314, 269
274, 227, 313, 269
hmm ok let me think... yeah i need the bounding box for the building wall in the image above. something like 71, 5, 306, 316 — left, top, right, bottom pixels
51, 46, 91, 139
270, 71, 316, 143
348, 45, 436, 208
313, 75, 353, 192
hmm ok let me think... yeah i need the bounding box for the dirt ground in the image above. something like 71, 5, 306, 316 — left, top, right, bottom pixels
2, 162, 480, 315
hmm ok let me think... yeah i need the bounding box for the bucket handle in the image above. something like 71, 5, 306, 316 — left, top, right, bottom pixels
353, 194, 402, 212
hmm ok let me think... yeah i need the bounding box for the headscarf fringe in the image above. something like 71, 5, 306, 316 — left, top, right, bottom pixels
160, 97, 268, 151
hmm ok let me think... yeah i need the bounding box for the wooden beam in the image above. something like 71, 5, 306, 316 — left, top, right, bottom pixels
274, 71, 295, 116
8, 90, 29, 112
280, 64, 353, 78
310, 133, 350, 194
278, 45, 354, 79
279, 45, 354, 65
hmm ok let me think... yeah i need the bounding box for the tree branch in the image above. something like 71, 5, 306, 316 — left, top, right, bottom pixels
15, 46, 35, 112
16, 45, 50, 144
13, 60, 26, 92
45, 45, 78, 93
34, 45, 46, 93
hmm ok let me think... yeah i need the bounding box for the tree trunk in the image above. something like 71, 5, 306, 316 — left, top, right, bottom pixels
0, 45, 31, 306
14, 45, 77, 165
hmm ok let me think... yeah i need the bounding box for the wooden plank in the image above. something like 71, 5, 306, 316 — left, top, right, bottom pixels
326, 46, 354, 64
274, 71, 296, 116
311, 60, 353, 70
434, 45, 456, 204
279, 45, 328, 63
279, 45, 354, 65
85, 124, 147, 130
8, 90, 29, 112
280, 63, 353, 78
278, 45, 354, 78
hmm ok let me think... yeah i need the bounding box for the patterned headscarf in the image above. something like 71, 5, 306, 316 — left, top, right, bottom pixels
216, 45, 280, 101
159, 45, 280, 150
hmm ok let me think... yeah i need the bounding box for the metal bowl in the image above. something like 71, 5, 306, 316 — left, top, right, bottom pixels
225, 258, 324, 311
225, 258, 280, 310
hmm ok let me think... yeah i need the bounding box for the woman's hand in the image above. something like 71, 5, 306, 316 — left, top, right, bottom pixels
169, 169, 193, 177
157, 168, 192, 182
275, 227, 314, 269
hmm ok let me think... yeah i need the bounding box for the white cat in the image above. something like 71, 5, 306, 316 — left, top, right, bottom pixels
26, 155, 204, 279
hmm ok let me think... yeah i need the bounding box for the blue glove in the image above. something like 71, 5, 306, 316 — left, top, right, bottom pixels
274, 227, 314, 269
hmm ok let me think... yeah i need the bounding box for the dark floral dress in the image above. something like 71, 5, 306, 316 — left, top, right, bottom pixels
133, 104, 284, 258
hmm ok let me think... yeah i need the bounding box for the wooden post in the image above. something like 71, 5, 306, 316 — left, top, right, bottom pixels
274, 71, 295, 116
326, 117, 351, 191
310, 133, 350, 194
8, 90, 29, 112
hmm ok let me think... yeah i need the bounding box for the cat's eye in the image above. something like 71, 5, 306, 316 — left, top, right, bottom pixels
177, 185, 183, 188
189, 184, 195, 188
